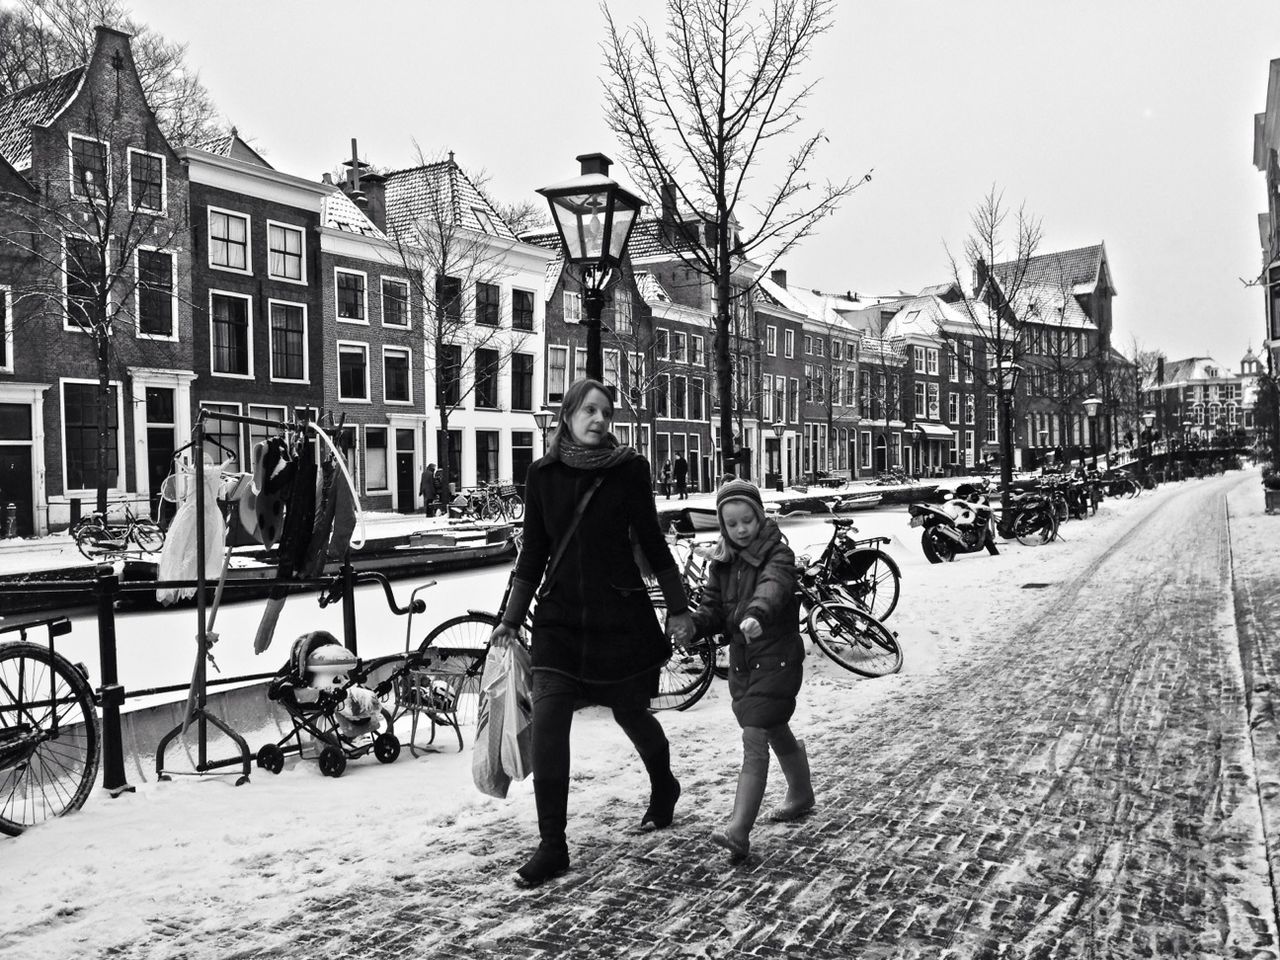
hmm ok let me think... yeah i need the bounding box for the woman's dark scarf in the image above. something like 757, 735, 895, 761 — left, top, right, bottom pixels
555, 433, 638, 471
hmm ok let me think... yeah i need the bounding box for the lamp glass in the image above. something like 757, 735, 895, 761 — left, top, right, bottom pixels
771, 421, 785, 439
533, 408, 554, 432
1082, 396, 1101, 418
997, 361, 1021, 393
547, 192, 609, 261
1142, 411, 1156, 428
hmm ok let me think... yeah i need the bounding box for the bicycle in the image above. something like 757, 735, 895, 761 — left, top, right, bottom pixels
70, 500, 165, 560
0, 616, 101, 836
486, 482, 525, 521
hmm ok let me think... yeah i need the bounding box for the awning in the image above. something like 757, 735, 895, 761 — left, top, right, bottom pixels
915, 422, 955, 439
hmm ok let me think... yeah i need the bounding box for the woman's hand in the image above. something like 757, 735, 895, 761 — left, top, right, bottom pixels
739, 616, 762, 640
489, 622, 521, 649
667, 611, 695, 645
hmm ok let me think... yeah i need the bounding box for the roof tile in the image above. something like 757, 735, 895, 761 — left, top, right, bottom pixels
383, 159, 517, 241
0, 67, 85, 171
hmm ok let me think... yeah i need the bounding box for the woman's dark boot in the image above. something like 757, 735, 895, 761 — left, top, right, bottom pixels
639, 744, 681, 831
516, 778, 570, 887
769, 740, 815, 822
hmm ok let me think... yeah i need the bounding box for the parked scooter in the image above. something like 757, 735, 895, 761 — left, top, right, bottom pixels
907, 483, 1000, 563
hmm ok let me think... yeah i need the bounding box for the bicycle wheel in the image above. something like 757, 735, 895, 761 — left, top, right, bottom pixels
0, 641, 101, 836
415, 613, 500, 727
480, 496, 503, 522
505, 494, 525, 521
806, 601, 902, 678
72, 516, 110, 561
834, 548, 901, 621
648, 599, 714, 711
131, 520, 165, 554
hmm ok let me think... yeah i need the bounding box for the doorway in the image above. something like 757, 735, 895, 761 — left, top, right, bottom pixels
0, 446, 33, 537
395, 429, 415, 513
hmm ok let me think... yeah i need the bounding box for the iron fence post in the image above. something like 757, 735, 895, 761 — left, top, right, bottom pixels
95, 564, 134, 796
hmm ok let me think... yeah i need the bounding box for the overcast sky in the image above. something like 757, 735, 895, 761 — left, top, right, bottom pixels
123, 0, 1280, 367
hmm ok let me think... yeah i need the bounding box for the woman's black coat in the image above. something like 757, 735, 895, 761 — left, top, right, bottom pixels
512, 455, 679, 682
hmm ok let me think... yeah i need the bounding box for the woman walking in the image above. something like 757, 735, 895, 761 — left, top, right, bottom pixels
490, 378, 695, 888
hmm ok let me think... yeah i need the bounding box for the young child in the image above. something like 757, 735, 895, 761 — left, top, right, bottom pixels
690, 479, 815, 860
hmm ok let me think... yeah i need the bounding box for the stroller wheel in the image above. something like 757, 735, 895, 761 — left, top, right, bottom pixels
256, 744, 285, 775
374, 733, 401, 764
319, 746, 347, 778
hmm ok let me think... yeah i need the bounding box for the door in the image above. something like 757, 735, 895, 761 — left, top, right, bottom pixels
0, 446, 34, 537
395, 429, 416, 513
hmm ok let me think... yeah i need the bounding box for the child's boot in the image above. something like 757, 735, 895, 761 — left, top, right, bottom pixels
711, 742, 768, 861
516, 778, 570, 887
769, 739, 815, 822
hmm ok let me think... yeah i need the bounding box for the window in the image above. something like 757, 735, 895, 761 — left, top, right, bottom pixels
766, 325, 777, 356
832, 340, 842, 361
563, 291, 582, 324
673, 376, 687, 418
949, 351, 959, 382
267, 222, 304, 282
208, 208, 250, 273
70, 135, 107, 199
815, 338, 824, 358
548, 346, 569, 402
788, 378, 799, 421
948, 393, 959, 423
511, 353, 534, 410
653, 374, 670, 417
65, 237, 101, 330
613, 291, 632, 334
336, 269, 367, 323
62, 380, 119, 489
860, 430, 872, 469
381, 278, 410, 327
246, 404, 286, 460
475, 348, 500, 408
475, 430, 500, 484
914, 347, 926, 373
927, 382, 939, 418
773, 376, 785, 423
844, 369, 857, 407
438, 275, 462, 320
914, 382, 926, 417
986, 396, 998, 442
337, 342, 369, 401
784, 329, 795, 359
384, 346, 411, 403
964, 344, 974, 383
365, 427, 389, 492
671, 332, 686, 363
574, 348, 588, 382
439, 344, 462, 405
268, 301, 306, 381
690, 378, 705, 420
513, 289, 535, 331
477, 282, 500, 326
211, 292, 252, 376
656, 328, 670, 360
0, 286, 10, 372
137, 249, 174, 337
128, 149, 164, 212
804, 335, 813, 356
690, 335, 704, 366
629, 351, 646, 397
604, 349, 621, 390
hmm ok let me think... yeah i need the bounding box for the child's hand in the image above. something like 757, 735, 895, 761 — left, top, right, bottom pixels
739, 616, 762, 640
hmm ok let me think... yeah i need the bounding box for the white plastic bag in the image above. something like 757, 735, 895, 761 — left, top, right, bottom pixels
472, 642, 533, 797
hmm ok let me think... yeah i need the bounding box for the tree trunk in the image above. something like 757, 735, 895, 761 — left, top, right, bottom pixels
96, 330, 111, 514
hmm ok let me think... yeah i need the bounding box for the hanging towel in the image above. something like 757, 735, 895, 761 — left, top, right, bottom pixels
156, 459, 228, 606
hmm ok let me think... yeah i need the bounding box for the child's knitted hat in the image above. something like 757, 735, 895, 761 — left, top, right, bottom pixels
716, 478, 765, 524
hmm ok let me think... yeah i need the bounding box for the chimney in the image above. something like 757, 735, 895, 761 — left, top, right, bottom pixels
771, 268, 787, 289
1156, 356, 1165, 385
321, 172, 334, 186
973, 257, 989, 296
360, 172, 387, 232
661, 183, 678, 224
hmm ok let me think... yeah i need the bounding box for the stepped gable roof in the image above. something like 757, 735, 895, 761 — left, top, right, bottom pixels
992, 243, 1111, 296
382, 157, 516, 241
321, 187, 384, 238
0, 67, 85, 171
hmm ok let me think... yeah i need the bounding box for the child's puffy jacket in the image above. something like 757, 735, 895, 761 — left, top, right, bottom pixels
691, 519, 804, 727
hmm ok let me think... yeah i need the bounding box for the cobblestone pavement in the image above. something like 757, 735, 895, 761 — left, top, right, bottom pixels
110, 474, 1280, 959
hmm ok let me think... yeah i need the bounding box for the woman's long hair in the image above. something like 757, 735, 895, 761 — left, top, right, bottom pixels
546, 378, 615, 459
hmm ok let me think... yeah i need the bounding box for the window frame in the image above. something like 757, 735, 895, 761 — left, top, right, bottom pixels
563, 290, 582, 324
382, 344, 413, 405
127, 147, 166, 214
548, 345, 569, 402
512, 288, 536, 331
63, 234, 103, 334
336, 340, 371, 403
784, 329, 795, 359
926, 348, 939, 376
0, 284, 12, 373
511, 351, 535, 411
68, 133, 109, 202
209, 289, 254, 379
267, 298, 309, 384
207, 205, 252, 276
380, 276, 411, 328
265, 219, 307, 285
364, 425, 390, 493
335, 267, 369, 325
766, 325, 777, 357
476, 281, 501, 327
134, 244, 178, 341
474, 347, 501, 410
691, 334, 705, 366
60, 377, 125, 494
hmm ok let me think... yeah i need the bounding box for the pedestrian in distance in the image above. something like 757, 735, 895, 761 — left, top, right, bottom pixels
489, 378, 696, 888
673, 454, 689, 500
690, 478, 814, 862
419, 463, 437, 516
434, 464, 450, 516
660, 460, 673, 499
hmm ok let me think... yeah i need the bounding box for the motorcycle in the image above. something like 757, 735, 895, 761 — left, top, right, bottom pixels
907, 484, 1000, 563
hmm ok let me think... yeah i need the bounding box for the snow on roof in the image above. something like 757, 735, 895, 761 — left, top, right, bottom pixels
321, 187, 385, 238
634, 271, 672, 304
0, 67, 85, 171
383, 157, 516, 241
992, 243, 1111, 295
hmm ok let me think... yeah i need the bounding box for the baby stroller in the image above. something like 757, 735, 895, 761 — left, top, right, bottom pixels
256, 630, 402, 778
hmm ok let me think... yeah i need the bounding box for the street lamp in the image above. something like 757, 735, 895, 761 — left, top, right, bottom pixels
1181, 418, 1194, 479
533, 406, 555, 447
537, 153, 645, 383
1139, 410, 1157, 484
1082, 395, 1102, 468
771, 421, 786, 492
997, 361, 1022, 537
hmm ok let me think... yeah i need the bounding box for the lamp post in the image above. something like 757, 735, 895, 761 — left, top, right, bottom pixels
997, 361, 1022, 537
1139, 410, 1156, 485
533, 406, 554, 449
771, 421, 786, 492
1181, 418, 1193, 477
1083, 395, 1102, 468
537, 153, 645, 383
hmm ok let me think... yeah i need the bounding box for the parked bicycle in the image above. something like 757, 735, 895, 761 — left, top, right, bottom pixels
70, 500, 165, 560
450, 482, 524, 522
0, 616, 100, 836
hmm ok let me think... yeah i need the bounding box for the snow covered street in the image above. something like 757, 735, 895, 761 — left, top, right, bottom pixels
2, 470, 1279, 959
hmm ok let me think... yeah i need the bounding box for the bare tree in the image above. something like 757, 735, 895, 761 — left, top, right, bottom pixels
381, 153, 531, 496
602, 0, 867, 472
0, 97, 188, 511
0, 0, 222, 146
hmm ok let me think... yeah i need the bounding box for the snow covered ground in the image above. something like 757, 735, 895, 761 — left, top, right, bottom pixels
0, 478, 1252, 959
